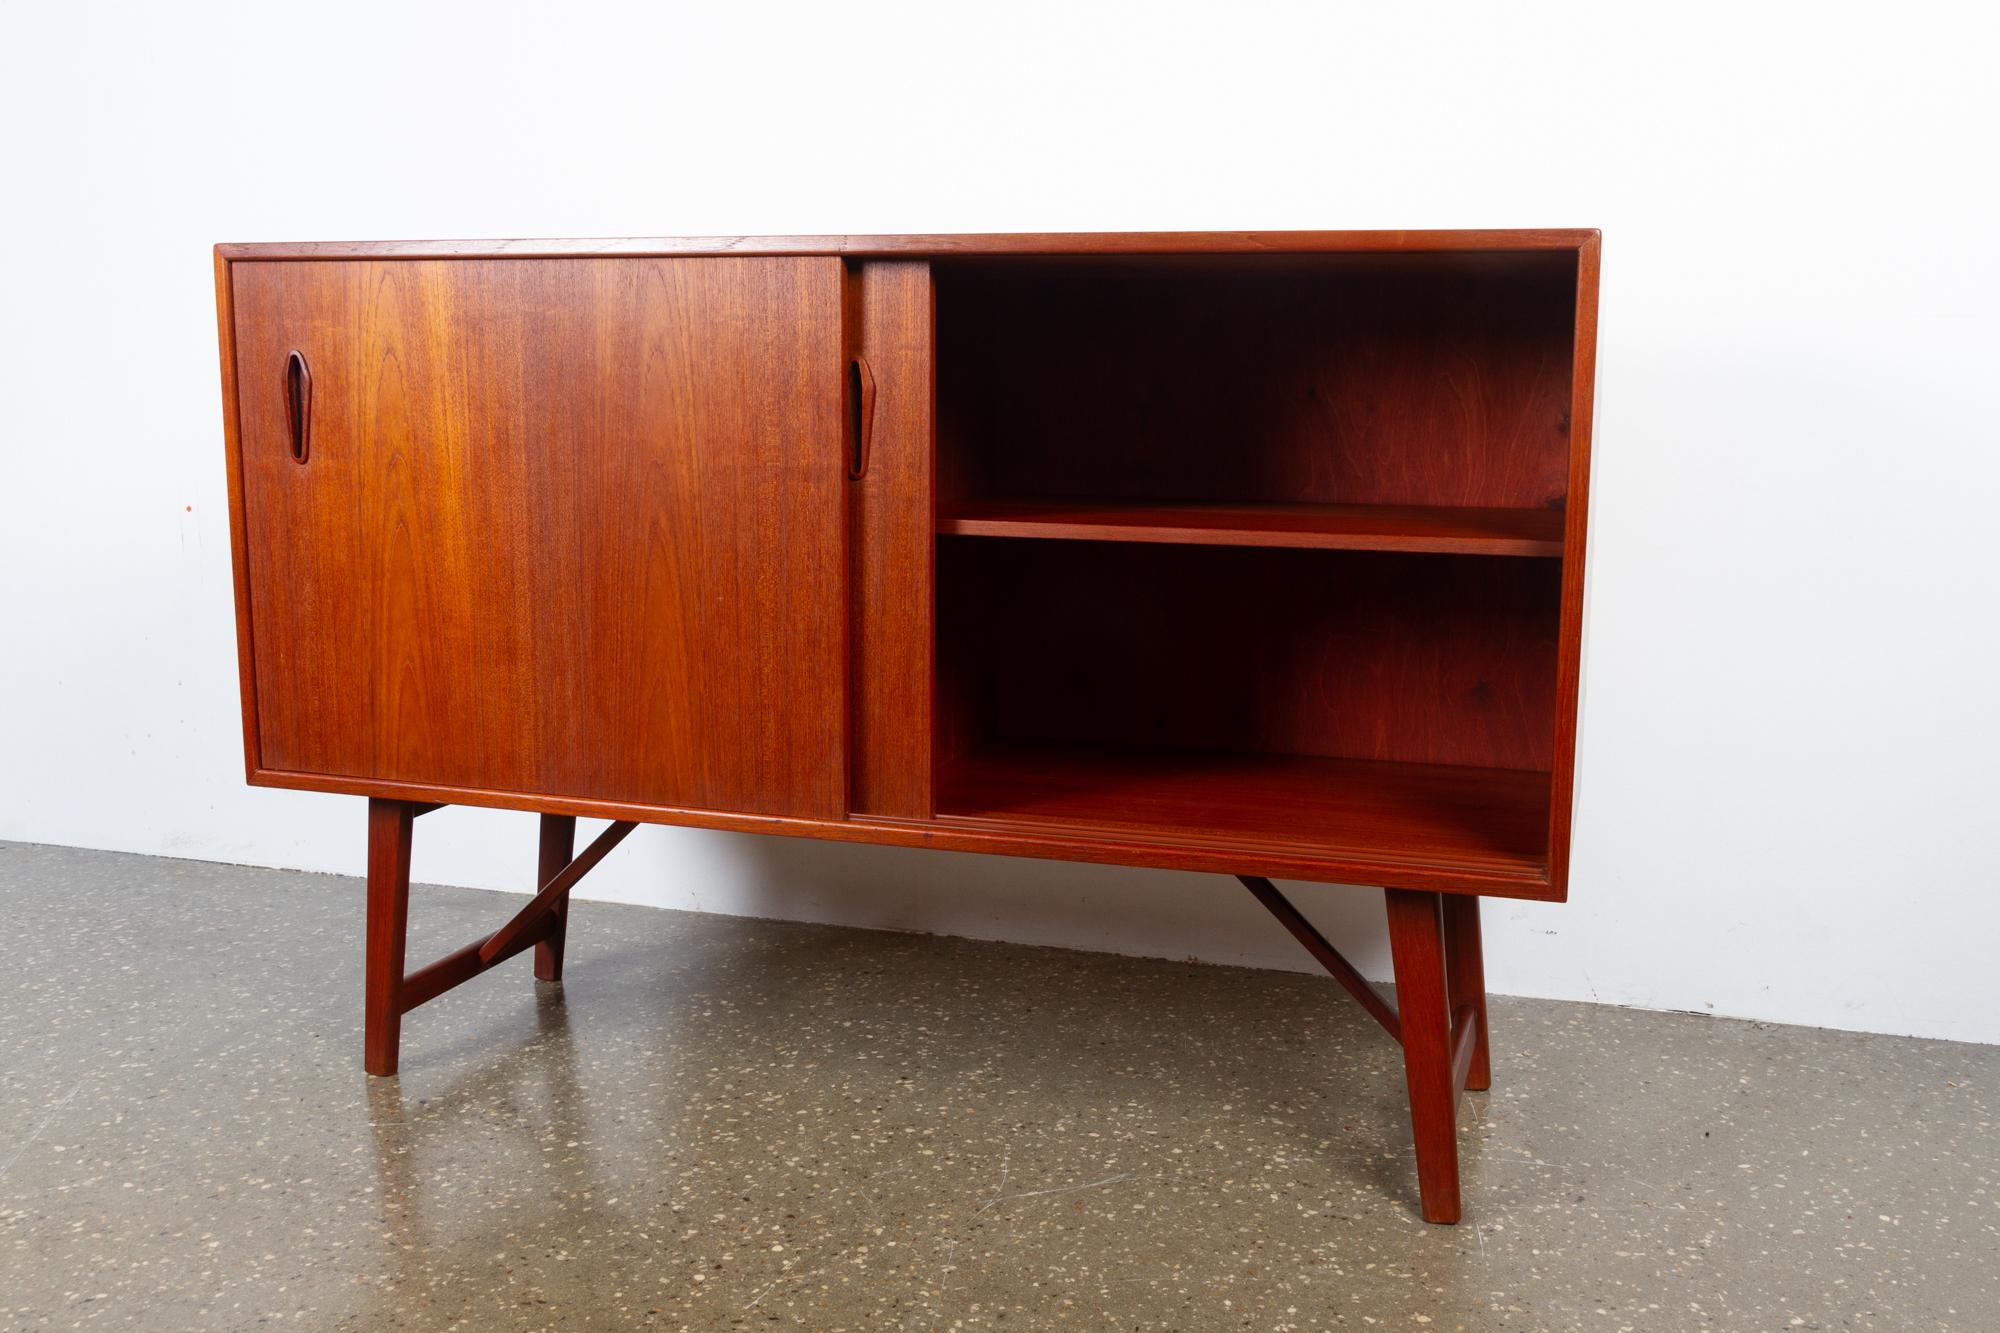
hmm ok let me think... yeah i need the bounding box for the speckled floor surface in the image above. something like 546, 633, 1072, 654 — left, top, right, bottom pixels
1, 841, 1995, 1331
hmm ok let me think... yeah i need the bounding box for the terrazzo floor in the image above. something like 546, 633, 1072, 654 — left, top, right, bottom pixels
2, 839, 1995, 1331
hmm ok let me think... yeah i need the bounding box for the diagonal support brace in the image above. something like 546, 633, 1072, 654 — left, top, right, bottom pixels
480, 820, 636, 964
397, 818, 636, 1016
1238, 874, 1402, 1042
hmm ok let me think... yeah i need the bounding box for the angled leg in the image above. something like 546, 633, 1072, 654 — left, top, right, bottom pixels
534, 815, 578, 982
364, 798, 416, 1077
1386, 888, 1460, 1223
1442, 894, 1491, 1091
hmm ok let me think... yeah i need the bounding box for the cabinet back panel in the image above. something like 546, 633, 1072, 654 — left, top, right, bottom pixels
937, 254, 1576, 510
229, 257, 849, 818
938, 539, 1560, 773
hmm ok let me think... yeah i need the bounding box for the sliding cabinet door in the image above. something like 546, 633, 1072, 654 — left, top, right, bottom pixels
228, 257, 848, 818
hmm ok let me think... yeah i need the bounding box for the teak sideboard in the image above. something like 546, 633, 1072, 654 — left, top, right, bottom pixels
213, 230, 1600, 1224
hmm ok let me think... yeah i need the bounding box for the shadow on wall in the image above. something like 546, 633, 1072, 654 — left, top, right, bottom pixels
663, 828, 1398, 984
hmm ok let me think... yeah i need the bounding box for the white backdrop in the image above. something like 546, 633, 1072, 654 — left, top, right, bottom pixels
3, 1, 1994, 1043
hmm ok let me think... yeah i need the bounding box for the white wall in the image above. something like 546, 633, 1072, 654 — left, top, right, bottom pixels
3, 0, 1995, 1044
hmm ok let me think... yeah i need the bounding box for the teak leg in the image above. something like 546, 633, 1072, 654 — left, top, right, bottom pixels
1239, 876, 1490, 1223
1386, 888, 1461, 1224
1442, 893, 1491, 1091
364, 798, 415, 1077
534, 815, 578, 982
358, 801, 634, 1076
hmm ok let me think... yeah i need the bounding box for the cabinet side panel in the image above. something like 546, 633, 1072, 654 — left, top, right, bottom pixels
1547, 235, 1600, 898
214, 253, 261, 778
848, 262, 936, 817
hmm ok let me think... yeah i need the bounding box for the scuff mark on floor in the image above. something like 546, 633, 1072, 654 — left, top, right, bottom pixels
0, 1081, 83, 1181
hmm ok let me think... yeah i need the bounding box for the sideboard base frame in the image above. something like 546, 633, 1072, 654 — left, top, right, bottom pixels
361, 801, 1492, 1224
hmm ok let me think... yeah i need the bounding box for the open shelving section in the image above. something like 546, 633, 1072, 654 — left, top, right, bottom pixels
926, 248, 1584, 891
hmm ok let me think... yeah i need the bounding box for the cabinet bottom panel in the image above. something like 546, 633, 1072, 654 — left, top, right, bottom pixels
248, 765, 1560, 900
936, 743, 1549, 880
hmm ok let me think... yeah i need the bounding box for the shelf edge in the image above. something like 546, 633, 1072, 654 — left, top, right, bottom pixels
937, 515, 1564, 557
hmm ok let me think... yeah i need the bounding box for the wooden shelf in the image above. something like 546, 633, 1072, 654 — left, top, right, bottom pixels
936, 744, 1552, 882
938, 499, 1564, 557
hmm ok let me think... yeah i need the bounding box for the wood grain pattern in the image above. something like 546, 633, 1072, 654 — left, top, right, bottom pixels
1386, 888, 1461, 1223
217, 230, 1600, 261
939, 499, 1563, 556
229, 257, 847, 819
846, 262, 936, 818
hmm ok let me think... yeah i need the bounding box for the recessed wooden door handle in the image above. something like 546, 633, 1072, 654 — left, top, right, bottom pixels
283, 349, 312, 464
848, 354, 876, 479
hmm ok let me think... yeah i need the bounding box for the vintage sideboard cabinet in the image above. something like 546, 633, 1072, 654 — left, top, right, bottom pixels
213, 230, 1599, 1223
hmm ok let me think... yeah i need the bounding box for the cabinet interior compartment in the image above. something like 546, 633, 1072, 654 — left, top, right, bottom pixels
927, 251, 1579, 879
935, 251, 1577, 553
933, 539, 1559, 874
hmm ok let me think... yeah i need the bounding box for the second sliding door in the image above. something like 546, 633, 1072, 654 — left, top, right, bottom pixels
231, 256, 849, 818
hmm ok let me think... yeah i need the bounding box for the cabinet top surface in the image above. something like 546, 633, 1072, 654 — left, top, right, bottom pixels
217, 229, 1599, 261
